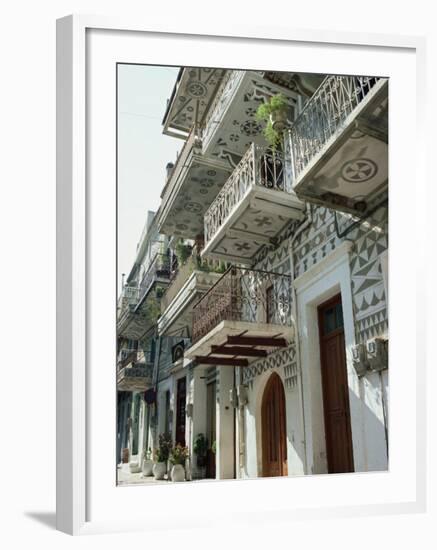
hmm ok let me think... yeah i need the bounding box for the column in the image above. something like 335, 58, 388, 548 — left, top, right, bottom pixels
216, 367, 235, 480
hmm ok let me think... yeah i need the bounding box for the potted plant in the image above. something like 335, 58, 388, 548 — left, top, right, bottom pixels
153, 432, 172, 480
193, 433, 208, 468
141, 447, 153, 477
255, 93, 289, 151
175, 240, 193, 266
169, 444, 189, 482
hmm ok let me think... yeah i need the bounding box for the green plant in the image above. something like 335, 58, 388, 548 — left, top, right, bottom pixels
211, 440, 217, 454
169, 443, 189, 465
255, 93, 289, 151
155, 432, 172, 462
193, 433, 208, 457
175, 241, 193, 266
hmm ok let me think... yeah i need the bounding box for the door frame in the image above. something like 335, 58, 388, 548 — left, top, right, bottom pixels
261, 372, 288, 477
293, 241, 364, 473
317, 293, 354, 473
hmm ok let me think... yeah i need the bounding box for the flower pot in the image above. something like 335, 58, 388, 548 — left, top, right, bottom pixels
129, 461, 141, 474
270, 109, 288, 132
171, 464, 185, 482
153, 461, 166, 480
142, 459, 153, 477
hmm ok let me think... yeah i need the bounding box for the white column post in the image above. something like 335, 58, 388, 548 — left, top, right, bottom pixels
216, 367, 235, 479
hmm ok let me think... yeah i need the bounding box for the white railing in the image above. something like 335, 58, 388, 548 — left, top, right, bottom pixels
204, 143, 287, 246
289, 75, 383, 180
117, 285, 139, 315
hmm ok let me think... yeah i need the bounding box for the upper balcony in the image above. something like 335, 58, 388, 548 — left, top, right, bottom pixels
290, 75, 388, 215
117, 253, 171, 339
117, 361, 153, 392
185, 266, 294, 368
162, 68, 227, 139
201, 143, 305, 264
156, 125, 232, 241
201, 70, 299, 166
157, 249, 225, 337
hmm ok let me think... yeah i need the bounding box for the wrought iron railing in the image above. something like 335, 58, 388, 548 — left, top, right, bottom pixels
160, 248, 225, 313
117, 348, 138, 367
192, 266, 292, 343
204, 143, 288, 246
160, 124, 202, 200
117, 363, 154, 384
202, 70, 245, 149
117, 285, 140, 322
138, 253, 171, 305
289, 75, 383, 180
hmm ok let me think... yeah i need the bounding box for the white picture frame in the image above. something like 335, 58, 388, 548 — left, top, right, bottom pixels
56, 14, 427, 535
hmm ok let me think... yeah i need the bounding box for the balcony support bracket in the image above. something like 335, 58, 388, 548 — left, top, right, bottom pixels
227, 335, 288, 347
194, 355, 249, 367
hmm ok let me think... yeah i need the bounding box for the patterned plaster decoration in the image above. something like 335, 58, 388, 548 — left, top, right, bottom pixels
242, 345, 298, 391
183, 202, 202, 213
341, 158, 378, 183
186, 81, 208, 99
166, 68, 226, 132
239, 120, 263, 136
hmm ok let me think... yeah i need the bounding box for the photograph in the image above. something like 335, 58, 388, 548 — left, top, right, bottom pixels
116, 65, 389, 485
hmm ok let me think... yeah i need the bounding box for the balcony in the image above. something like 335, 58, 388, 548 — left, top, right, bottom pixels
185, 267, 294, 367
157, 252, 224, 336
117, 362, 153, 392
156, 125, 232, 240
201, 143, 305, 264
117, 348, 138, 368
162, 67, 227, 139
201, 70, 299, 166
290, 75, 388, 215
117, 253, 171, 339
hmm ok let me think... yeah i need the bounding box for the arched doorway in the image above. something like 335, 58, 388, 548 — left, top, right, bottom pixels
261, 372, 288, 477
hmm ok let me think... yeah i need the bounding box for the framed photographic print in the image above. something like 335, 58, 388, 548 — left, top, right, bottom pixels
56, 15, 427, 535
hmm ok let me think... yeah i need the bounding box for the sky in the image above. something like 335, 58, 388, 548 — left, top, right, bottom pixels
117, 64, 181, 292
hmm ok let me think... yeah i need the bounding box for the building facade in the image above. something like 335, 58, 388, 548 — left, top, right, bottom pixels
117, 68, 388, 482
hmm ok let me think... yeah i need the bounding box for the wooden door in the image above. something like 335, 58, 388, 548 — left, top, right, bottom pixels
318, 295, 354, 473
175, 377, 186, 446
262, 373, 288, 477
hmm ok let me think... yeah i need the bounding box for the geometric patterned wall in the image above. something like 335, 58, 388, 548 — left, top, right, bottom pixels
242, 343, 298, 391
246, 201, 389, 386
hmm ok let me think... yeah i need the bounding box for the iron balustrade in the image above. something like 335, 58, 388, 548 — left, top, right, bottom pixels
289, 75, 382, 180
117, 363, 154, 383
204, 143, 288, 246
160, 124, 203, 201
192, 266, 292, 343
138, 253, 171, 305
117, 348, 138, 367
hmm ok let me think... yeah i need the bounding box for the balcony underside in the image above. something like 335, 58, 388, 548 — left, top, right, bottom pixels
203, 71, 299, 167
185, 320, 294, 366
163, 68, 226, 138
158, 155, 231, 240
202, 186, 305, 265
158, 270, 222, 336
117, 309, 155, 340
117, 364, 153, 392
293, 80, 388, 215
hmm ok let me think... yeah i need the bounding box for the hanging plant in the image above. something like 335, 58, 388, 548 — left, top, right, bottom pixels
256, 93, 289, 151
